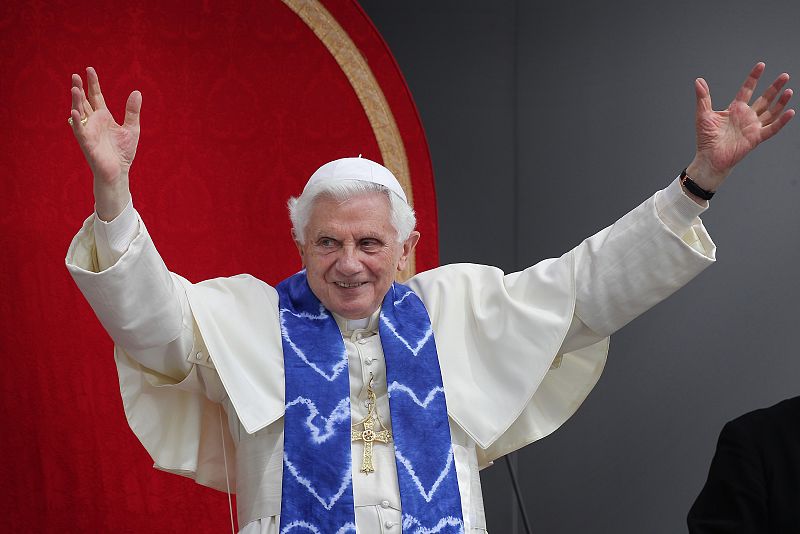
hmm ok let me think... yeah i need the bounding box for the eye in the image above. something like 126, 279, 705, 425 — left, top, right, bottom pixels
317, 237, 339, 248
360, 238, 383, 252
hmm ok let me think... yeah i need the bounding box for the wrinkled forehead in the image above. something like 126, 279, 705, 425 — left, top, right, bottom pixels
305, 157, 408, 204
309, 191, 392, 222
306, 192, 396, 237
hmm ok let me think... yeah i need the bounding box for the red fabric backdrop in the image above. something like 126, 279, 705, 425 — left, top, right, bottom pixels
0, 1, 437, 530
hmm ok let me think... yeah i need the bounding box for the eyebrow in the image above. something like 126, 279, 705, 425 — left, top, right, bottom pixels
312, 230, 386, 241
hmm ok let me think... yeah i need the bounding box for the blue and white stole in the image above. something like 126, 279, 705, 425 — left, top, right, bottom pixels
276, 271, 465, 533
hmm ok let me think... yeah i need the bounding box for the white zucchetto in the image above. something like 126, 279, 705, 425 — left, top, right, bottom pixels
304, 157, 408, 204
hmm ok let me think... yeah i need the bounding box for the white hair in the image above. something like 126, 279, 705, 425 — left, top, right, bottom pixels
288, 180, 416, 244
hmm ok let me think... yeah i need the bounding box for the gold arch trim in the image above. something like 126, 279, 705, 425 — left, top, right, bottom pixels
282, 0, 416, 279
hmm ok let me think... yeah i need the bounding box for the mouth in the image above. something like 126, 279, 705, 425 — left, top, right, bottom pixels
335, 281, 368, 288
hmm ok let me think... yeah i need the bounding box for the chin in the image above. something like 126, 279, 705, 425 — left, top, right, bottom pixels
330, 300, 376, 320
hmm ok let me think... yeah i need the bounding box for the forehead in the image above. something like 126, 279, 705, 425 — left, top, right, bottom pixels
307, 192, 395, 236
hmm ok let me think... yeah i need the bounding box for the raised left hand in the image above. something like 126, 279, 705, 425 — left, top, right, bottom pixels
686, 62, 794, 194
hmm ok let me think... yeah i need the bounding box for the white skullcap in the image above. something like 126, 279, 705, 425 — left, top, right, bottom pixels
304, 156, 408, 203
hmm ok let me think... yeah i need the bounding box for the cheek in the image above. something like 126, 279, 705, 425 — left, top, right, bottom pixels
305, 255, 331, 277
369, 253, 399, 278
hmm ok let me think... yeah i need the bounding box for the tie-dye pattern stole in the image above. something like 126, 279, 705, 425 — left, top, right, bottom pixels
277, 271, 464, 534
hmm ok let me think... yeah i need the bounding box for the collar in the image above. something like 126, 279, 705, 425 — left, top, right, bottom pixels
332, 308, 381, 335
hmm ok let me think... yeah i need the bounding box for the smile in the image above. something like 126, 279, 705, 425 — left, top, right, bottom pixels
335, 282, 367, 288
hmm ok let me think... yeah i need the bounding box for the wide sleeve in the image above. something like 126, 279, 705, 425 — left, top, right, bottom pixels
66, 210, 195, 376
572, 178, 714, 337
65, 212, 235, 491
408, 187, 715, 465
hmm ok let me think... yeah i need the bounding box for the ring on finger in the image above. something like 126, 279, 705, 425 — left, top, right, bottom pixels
67, 115, 89, 126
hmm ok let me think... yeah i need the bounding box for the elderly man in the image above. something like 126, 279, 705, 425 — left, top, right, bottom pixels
66, 65, 792, 533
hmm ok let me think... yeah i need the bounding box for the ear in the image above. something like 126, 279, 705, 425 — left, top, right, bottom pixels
397, 231, 421, 271
292, 229, 306, 267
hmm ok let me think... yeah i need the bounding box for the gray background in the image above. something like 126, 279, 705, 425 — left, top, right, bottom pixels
360, 1, 800, 533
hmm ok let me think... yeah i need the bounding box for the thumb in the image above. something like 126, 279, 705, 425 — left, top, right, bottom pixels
124, 90, 142, 128
695, 77, 712, 115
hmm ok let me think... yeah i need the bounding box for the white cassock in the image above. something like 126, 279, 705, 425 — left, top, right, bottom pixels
66, 178, 714, 533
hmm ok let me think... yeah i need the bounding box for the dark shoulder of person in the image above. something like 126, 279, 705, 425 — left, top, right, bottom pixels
726, 395, 800, 440
688, 396, 800, 534
727, 395, 800, 532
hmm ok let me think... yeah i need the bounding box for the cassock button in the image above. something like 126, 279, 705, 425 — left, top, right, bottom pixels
380, 499, 390, 508
365, 358, 373, 366
384, 520, 394, 529
195, 352, 204, 360
358, 338, 368, 345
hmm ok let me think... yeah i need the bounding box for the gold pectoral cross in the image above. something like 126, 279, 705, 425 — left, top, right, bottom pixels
351, 374, 391, 473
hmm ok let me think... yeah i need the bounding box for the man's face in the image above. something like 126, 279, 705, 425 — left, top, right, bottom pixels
295, 192, 420, 320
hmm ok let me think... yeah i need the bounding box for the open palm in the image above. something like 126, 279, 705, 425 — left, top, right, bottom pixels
69, 67, 141, 219
692, 63, 794, 187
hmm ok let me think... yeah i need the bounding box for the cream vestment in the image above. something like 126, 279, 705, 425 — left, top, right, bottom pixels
67, 179, 714, 533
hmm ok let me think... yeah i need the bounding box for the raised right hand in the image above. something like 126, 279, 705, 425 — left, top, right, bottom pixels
69, 67, 142, 221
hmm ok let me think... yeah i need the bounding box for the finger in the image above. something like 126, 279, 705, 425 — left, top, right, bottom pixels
70, 73, 93, 117
80, 86, 94, 117
69, 89, 87, 139
69, 109, 84, 136
86, 66, 108, 110
734, 62, 766, 104
71, 86, 84, 116
71, 73, 83, 91
773, 87, 794, 111
752, 72, 790, 114
760, 108, 795, 142
695, 77, 713, 114
761, 88, 793, 126
123, 90, 142, 128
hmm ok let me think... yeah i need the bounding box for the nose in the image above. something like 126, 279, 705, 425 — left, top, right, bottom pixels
335, 245, 363, 276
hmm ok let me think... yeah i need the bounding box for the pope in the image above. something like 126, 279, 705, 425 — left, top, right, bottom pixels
66, 64, 793, 533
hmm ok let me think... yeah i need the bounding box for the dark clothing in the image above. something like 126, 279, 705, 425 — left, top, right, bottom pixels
688, 396, 800, 534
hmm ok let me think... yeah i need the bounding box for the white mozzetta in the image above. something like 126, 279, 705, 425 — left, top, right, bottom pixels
66, 182, 714, 532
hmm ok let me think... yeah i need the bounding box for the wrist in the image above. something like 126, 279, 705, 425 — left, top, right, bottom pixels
94, 173, 131, 222
685, 157, 729, 191
679, 169, 713, 205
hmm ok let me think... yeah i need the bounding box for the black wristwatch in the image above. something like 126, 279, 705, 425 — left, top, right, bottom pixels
680, 169, 715, 200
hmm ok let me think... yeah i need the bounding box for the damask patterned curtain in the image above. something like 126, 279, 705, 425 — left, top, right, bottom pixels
0, 1, 437, 530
